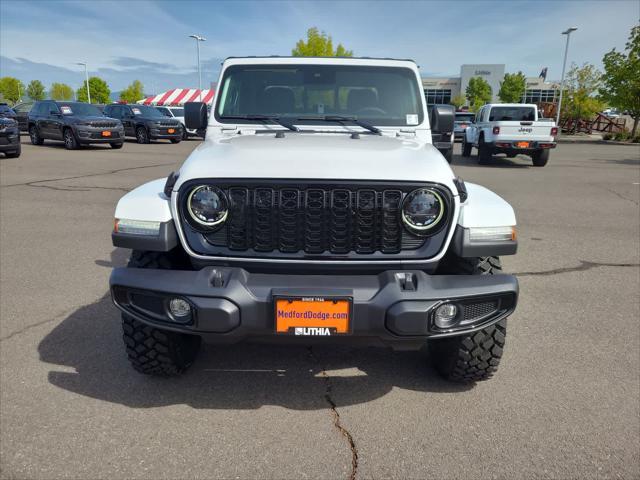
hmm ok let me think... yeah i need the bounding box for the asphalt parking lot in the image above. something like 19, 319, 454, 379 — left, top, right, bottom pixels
1, 137, 639, 479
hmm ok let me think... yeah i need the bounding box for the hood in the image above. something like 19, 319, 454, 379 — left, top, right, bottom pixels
69, 115, 118, 123
174, 133, 457, 192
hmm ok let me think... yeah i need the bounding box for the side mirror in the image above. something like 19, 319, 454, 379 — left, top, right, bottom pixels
185, 102, 207, 130
429, 104, 455, 134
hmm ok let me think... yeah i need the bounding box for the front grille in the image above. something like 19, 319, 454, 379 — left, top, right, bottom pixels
158, 121, 179, 127
190, 184, 438, 255
90, 121, 118, 128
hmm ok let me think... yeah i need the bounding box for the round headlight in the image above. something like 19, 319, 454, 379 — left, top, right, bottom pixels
187, 185, 228, 227
401, 188, 445, 232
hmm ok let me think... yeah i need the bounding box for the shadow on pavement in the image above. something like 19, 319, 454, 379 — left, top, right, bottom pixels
38, 251, 472, 410
452, 153, 531, 169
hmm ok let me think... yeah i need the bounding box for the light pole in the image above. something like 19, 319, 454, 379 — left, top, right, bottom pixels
76, 62, 90, 103
188, 34, 206, 101
555, 27, 577, 129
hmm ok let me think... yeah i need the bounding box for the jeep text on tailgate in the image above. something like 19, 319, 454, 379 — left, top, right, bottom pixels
110, 56, 519, 383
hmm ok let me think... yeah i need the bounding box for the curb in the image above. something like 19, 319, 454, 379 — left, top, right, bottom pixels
557, 138, 639, 146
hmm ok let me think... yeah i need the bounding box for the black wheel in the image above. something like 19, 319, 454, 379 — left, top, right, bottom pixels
4, 144, 21, 158
136, 126, 150, 144
532, 149, 549, 167
29, 125, 44, 145
110, 142, 123, 149
182, 126, 188, 140
122, 250, 200, 376
63, 128, 79, 150
461, 136, 472, 157
430, 255, 507, 382
477, 136, 492, 165
170, 138, 181, 144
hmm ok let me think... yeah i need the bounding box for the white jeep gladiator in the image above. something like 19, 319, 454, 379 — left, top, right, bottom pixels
462, 103, 557, 166
110, 56, 519, 383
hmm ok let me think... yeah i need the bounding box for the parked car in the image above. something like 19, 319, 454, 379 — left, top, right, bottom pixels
103, 104, 182, 144
453, 111, 475, 141
602, 108, 621, 118
462, 103, 557, 167
156, 106, 199, 140
0, 103, 17, 120
109, 56, 519, 383
11, 102, 33, 132
0, 117, 21, 158
28, 100, 124, 150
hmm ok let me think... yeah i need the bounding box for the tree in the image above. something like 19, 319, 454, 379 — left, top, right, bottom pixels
465, 77, 492, 111
120, 80, 145, 103
50, 83, 74, 100
562, 62, 604, 122
498, 72, 526, 103
292, 27, 353, 57
0, 77, 25, 104
77, 76, 110, 103
600, 25, 640, 136
450, 94, 466, 109
26, 80, 46, 101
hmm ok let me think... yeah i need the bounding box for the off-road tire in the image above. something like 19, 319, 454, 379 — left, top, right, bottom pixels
121, 249, 200, 376
461, 136, 472, 157
430, 255, 507, 382
532, 149, 549, 167
136, 126, 150, 144
110, 142, 123, 149
63, 128, 79, 150
29, 125, 44, 145
477, 137, 492, 165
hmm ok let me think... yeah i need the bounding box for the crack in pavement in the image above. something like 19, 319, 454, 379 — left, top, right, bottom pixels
23, 183, 131, 193
308, 347, 358, 480
604, 187, 639, 206
516, 260, 640, 277
0, 161, 176, 189
0, 307, 76, 342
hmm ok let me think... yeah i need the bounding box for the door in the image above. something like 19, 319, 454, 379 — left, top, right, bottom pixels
48, 103, 64, 140
120, 106, 136, 136
38, 102, 56, 139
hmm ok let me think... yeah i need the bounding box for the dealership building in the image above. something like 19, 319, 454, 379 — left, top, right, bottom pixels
422, 64, 560, 105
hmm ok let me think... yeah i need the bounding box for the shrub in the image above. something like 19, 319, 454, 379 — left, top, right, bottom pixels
603, 133, 613, 140
632, 136, 640, 143
614, 131, 631, 141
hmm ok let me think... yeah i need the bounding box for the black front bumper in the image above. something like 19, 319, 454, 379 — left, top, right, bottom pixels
0, 138, 20, 151
110, 267, 518, 346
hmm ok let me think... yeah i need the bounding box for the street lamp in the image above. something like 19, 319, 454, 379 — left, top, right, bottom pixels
555, 27, 577, 129
188, 34, 206, 101
76, 62, 90, 104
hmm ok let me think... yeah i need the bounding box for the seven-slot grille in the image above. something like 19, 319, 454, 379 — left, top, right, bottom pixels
192, 185, 430, 255
90, 121, 118, 128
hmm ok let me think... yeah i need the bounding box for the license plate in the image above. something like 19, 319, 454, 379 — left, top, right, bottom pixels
167, 128, 175, 134
275, 297, 351, 336
101, 130, 112, 137
516, 141, 529, 148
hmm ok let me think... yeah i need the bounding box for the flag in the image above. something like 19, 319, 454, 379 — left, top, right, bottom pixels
539, 67, 548, 81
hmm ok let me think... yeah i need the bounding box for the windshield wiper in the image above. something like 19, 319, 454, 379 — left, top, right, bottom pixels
220, 114, 299, 132
296, 115, 382, 135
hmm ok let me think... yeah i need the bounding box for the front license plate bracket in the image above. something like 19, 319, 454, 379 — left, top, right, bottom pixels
274, 296, 352, 336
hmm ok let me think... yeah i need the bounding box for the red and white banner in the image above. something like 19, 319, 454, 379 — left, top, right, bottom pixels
138, 88, 215, 106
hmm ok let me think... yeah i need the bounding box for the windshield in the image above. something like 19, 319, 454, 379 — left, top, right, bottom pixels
156, 107, 171, 117
489, 106, 535, 121
58, 103, 103, 116
132, 105, 165, 118
215, 64, 424, 127
170, 108, 184, 116
455, 113, 474, 123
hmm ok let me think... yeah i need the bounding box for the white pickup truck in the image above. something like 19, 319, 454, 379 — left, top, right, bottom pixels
461, 103, 557, 167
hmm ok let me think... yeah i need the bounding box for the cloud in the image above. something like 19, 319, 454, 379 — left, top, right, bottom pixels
110, 57, 174, 70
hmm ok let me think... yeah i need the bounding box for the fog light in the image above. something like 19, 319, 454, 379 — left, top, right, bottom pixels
434, 303, 458, 329
168, 298, 191, 319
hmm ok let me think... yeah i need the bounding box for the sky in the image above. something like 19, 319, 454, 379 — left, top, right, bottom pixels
1, 0, 638, 95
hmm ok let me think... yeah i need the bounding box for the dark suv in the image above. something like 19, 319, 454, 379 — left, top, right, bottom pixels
28, 101, 124, 150
102, 104, 182, 144
0, 103, 17, 120
11, 102, 33, 132
0, 117, 21, 158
